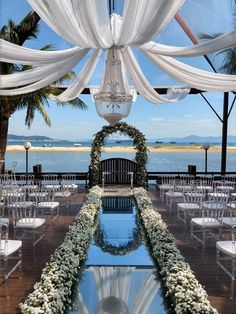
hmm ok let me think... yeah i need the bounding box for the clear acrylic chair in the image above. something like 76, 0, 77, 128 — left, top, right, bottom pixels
12, 204, 45, 246
165, 180, 184, 211
190, 201, 226, 245
216, 225, 236, 299
177, 190, 203, 225
221, 202, 236, 238
0, 222, 22, 281
36, 189, 60, 222
42, 174, 60, 192
157, 175, 175, 201
61, 173, 78, 195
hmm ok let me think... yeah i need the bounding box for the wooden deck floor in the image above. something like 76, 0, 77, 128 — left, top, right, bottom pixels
148, 186, 236, 314
0, 185, 235, 313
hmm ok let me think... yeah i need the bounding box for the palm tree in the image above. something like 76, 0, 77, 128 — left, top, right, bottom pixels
0, 11, 87, 172
199, 3, 236, 74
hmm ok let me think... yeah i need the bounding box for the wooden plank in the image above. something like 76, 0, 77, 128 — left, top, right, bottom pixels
0, 185, 235, 313
148, 186, 236, 313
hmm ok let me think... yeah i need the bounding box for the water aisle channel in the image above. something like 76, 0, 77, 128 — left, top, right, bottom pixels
69, 196, 168, 314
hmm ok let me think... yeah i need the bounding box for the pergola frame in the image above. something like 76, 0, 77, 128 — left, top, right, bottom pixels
175, 13, 235, 175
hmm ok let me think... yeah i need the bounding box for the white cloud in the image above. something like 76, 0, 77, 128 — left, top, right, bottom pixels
150, 117, 164, 122
184, 114, 194, 118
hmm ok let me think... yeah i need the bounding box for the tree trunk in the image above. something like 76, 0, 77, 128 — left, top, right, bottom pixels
0, 114, 10, 173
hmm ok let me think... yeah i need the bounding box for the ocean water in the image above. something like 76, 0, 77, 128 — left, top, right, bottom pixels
4, 150, 236, 173
7, 139, 236, 148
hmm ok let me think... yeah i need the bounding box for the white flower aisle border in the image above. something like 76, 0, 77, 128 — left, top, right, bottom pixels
20, 186, 103, 314
133, 187, 218, 314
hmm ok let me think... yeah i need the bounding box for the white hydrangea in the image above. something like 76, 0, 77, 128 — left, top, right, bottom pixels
133, 188, 218, 314
21, 186, 103, 314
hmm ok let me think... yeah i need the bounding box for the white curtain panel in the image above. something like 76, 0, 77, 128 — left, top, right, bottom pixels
0, 50, 88, 88
143, 51, 236, 92
1, 0, 236, 102
110, 267, 133, 304
49, 50, 102, 102
121, 47, 190, 103
141, 30, 236, 57
115, 0, 185, 46
27, 0, 113, 48
73, 289, 89, 314
130, 272, 160, 314
0, 51, 88, 95
0, 39, 87, 65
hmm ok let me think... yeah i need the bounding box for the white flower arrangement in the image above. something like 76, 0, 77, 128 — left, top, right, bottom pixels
133, 187, 218, 314
20, 186, 103, 314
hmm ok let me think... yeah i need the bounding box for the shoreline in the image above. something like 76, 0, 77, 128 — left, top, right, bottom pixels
6, 145, 236, 153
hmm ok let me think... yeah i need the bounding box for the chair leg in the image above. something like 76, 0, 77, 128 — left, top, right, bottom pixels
202, 229, 206, 246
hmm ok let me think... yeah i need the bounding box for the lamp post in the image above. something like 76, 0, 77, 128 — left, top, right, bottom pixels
202, 143, 210, 174
24, 141, 31, 182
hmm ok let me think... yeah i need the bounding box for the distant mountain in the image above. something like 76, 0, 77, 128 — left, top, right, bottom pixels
7, 134, 68, 142
153, 135, 236, 144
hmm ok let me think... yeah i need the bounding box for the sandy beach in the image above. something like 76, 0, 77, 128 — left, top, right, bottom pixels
6, 145, 236, 153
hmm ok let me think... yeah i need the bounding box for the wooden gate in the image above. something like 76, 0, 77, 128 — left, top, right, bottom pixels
97, 158, 137, 185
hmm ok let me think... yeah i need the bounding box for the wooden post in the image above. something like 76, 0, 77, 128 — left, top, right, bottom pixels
221, 92, 229, 175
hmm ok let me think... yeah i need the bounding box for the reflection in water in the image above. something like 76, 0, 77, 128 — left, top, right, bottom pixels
71, 267, 162, 314
69, 197, 168, 313
96, 296, 129, 314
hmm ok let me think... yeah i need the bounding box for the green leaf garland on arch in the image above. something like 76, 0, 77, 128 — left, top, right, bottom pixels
89, 122, 148, 187
93, 221, 142, 256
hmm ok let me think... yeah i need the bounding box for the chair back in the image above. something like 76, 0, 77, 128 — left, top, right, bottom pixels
18, 174, 34, 186
202, 201, 226, 223
184, 191, 203, 205
42, 174, 59, 190
12, 205, 36, 227
34, 189, 54, 203
0, 223, 9, 255
209, 190, 229, 202
4, 191, 26, 207
161, 175, 175, 185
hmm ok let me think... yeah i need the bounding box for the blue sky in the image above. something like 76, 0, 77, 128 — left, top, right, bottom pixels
1, 0, 236, 140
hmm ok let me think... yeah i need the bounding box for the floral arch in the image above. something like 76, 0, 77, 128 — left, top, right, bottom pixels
94, 221, 142, 256
89, 122, 148, 187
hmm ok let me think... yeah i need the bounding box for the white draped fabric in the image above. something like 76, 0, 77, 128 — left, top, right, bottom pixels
121, 47, 190, 103
0, 51, 88, 88
27, 0, 185, 48
1, 0, 236, 104
27, 0, 113, 48
113, 0, 185, 46
141, 30, 236, 57
143, 51, 236, 92
0, 39, 87, 65
72, 267, 160, 313
49, 50, 102, 102
130, 272, 160, 314
0, 50, 90, 95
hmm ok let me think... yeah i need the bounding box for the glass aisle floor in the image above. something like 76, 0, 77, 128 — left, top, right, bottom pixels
69, 197, 169, 314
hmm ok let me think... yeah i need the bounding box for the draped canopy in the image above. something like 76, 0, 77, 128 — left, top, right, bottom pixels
1, 0, 236, 105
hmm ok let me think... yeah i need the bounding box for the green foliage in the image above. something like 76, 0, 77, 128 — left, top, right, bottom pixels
90, 122, 148, 187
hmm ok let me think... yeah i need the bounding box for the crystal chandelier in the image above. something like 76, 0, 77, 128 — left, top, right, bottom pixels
93, 47, 134, 125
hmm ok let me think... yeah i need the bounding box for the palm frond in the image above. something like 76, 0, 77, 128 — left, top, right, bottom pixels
57, 97, 87, 110
40, 44, 55, 51
25, 101, 51, 128
198, 32, 223, 40
15, 11, 40, 45
219, 48, 236, 74
53, 71, 76, 84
